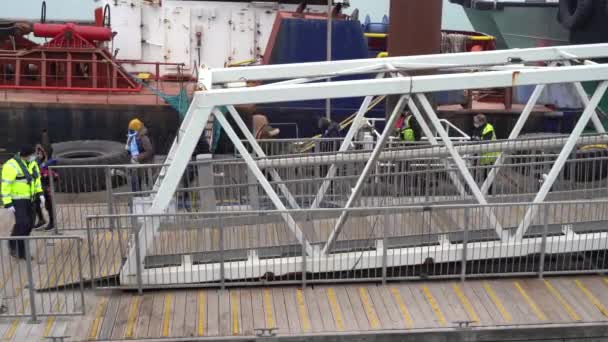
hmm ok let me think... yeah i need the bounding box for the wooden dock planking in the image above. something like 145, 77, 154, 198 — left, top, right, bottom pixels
183, 290, 198, 338
206, 290, 220, 337
551, 278, 601, 322
303, 287, 325, 333
5, 276, 608, 340
239, 289, 255, 336
427, 282, 463, 326
250, 288, 266, 332
110, 293, 131, 340
146, 292, 164, 338
171, 290, 187, 338
272, 287, 289, 335
460, 282, 494, 326
345, 285, 372, 331
333, 286, 358, 331
98, 295, 121, 340
314, 286, 337, 332
406, 284, 442, 328
521, 278, 570, 323
134, 292, 154, 339
282, 287, 302, 334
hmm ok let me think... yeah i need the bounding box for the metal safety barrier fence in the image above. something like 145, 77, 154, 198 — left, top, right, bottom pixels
86, 199, 608, 290
51, 134, 608, 233
0, 235, 85, 322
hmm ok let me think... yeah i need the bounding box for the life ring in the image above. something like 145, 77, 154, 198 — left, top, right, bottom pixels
558, 0, 595, 29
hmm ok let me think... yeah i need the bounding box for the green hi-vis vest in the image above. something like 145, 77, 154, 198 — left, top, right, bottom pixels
401, 116, 415, 142
480, 123, 500, 166
1, 157, 42, 207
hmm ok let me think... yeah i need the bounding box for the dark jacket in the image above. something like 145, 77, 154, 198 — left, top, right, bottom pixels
128, 127, 155, 163
471, 123, 495, 142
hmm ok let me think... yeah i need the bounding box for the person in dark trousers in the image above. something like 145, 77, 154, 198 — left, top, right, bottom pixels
179, 134, 213, 211
397, 111, 422, 195
318, 117, 341, 152
399, 111, 422, 143
2, 145, 43, 259
33, 144, 57, 231
125, 118, 155, 192
471, 114, 499, 193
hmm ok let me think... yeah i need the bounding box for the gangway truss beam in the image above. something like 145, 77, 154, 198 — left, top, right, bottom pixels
120, 43, 608, 285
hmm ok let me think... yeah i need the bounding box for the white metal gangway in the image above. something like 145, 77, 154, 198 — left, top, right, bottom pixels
120, 43, 608, 285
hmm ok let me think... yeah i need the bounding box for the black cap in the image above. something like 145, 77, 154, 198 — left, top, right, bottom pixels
19, 144, 35, 157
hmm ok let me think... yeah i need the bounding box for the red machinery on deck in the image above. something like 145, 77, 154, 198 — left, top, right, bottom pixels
0, 21, 141, 92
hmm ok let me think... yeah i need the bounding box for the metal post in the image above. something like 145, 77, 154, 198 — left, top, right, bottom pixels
106, 167, 124, 261
538, 204, 549, 279
224, 106, 300, 210
408, 99, 467, 197
461, 207, 469, 282
311, 74, 386, 209
514, 81, 608, 239
24, 240, 39, 323
131, 215, 143, 295
416, 93, 504, 238
48, 167, 60, 235
326, 0, 332, 119
381, 212, 388, 285
76, 239, 86, 313
301, 236, 307, 289
122, 104, 213, 276
214, 110, 313, 255
323, 95, 408, 255
480, 83, 547, 195
246, 167, 260, 210
85, 218, 96, 290
219, 217, 225, 290
196, 154, 217, 212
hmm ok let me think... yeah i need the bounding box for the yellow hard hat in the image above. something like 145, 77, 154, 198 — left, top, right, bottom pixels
128, 118, 143, 132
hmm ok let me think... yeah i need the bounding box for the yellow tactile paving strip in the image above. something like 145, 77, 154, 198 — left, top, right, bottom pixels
7, 275, 608, 341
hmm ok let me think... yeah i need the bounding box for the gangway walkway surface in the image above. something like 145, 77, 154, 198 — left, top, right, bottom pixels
2, 275, 608, 341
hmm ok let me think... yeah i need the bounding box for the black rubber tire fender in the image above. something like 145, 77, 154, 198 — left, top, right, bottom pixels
52, 140, 129, 193
558, 0, 595, 29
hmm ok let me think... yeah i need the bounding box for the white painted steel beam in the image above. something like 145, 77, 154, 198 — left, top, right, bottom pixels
213, 111, 314, 255
123, 102, 213, 275
197, 64, 608, 107
205, 44, 608, 84
310, 72, 387, 210
480, 83, 546, 195
128, 44, 608, 284
416, 94, 504, 238
223, 106, 300, 210
322, 95, 409, 255
408, 100, 467, 197
513, 81, 608, 240
256, 135, 608, 169
121, 231, 608, 285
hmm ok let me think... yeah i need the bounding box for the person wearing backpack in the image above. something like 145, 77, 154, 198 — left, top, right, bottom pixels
1, 145, 44, 259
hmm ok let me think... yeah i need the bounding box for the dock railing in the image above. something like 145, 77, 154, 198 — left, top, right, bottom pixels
0, 235, 86, 322
51, 133, 608, 233
86, 199, 608, 290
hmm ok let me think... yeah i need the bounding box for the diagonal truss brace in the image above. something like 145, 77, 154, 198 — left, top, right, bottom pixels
211, 110, 313, 254
322, 95, 410, 255
415, 93, 504, 238
310, 72, 388, 209
222, 106, 300, 210
513, 81, 608, 240
480, 62, 607, 196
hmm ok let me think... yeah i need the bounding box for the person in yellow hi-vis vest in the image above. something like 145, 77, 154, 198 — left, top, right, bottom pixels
471, 114, 500, 192
399, 111, 421, 143
1, 145, 44, 259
